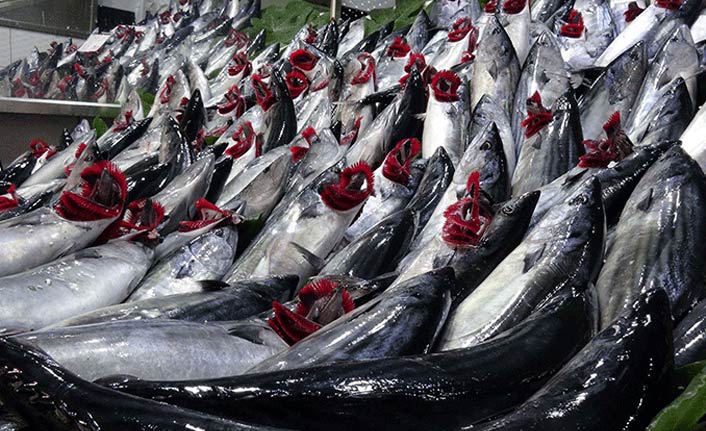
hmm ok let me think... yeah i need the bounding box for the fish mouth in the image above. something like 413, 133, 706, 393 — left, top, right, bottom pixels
55, 161, 127, 222
386, 37, 411, 58
382, 138, 422, 185
251, 74, 276, 111
224, 121, 259, 159
178, 198, 234, 232
448, 17, 475, 42
431, 70, 461, 102
227, 52, 252, 77
285, 69, 309, 99
351, 53, 376, 85
217, 85, 246, 116
442, 172, 493, 248
290, 127, 318, 163
268, 279, 355, 345
503, 0, 526, 14
97, 198, 165, 243
320, 162, 375, 212
289, 49, 318, 72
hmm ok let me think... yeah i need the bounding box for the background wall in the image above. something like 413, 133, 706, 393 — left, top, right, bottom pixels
0, 28, 84, 67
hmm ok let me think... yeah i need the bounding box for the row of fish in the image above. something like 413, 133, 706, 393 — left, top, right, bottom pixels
0, 0, 705, 428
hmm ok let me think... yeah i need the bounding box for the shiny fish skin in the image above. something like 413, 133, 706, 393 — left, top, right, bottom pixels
529, 139, 676, 228
596, 146, 706, 326
470, 15, 521, 115
674, 298, 706, 368
512, 91, 584, 196
0, 338, 283, 430
438, 177, 604, 350
472, 289, 672, 431
128, 225, 238, 302
511, 32, 571, 156
579, 41, 647, 140
104, 286, 596, 431
15, 320, 287, 382
0, 241, 153, 333
248, 268, 454, 373
52, 276, 296, 328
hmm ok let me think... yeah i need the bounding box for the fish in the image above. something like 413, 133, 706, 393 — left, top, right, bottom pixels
128, 221, 237, 301
553, 0, 617, 71
596, 146, 706, 326
510, 32, 571, 155
404, 122, 509, 265
530, 139, 675, 227
320, 208, 417, 279
14, 319, 287, 382
469, 94, 517, 175
345, 69, 426, 169
248, 267, 454, 373
52, 276, 297, 328
681, 99, 706, 172
215, 146, 291, 219
512, 90, 584, 196
285, 128, 346, 199
19, 129, 96, 188
0, 161, 126, 277
437, 176, 604, 350
495, 0, 532, 65
339, 53, 376, 138
632, 77, 694, 148
625, 25, 699, 142
674, 297, 706, 368
0, 239, 153, 333
0, 337, 285, 430
579, 40, 647, 140
470, 15, 521, 115
472, 289, 672, 431
102, 282, 596, 431
422, 70, 470, 165
257, 70, 297, 154
404, 147, 455, 230
224, 162, 374, 284
153, 152, 215, 233
343, 138, 424, 243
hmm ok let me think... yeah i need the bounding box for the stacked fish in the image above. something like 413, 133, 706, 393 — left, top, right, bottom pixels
0, 0, 705, 428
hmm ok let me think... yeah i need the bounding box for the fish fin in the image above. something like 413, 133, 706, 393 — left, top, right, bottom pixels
226, 323, 268, 344
197, 280, 230, 291
289, 241, 326, 272
523, 244, 546, 273
562, 168, 588, 186
55, 241, 79, 259
635, 188, 653, 212
487, 61, 499, 80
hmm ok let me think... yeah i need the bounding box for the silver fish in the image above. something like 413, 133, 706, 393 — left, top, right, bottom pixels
437, 177, 604, 350
14, 320, 286, 381
0, 240, 152, 333
596, 146, 706, 325
128, 225, 238, 301
422, 71, 470, 165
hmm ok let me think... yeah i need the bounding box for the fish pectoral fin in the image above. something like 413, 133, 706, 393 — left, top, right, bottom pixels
635, 188, 653, 212
289, 242, 326, 272
197, 280, 230, 291
523, 244, 546, 273
562, 168, 588, 186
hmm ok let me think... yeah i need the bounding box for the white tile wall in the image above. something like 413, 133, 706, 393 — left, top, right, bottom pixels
0, 27, 84, 67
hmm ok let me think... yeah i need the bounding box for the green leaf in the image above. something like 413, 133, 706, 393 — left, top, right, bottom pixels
247, 0, 329, 46
136, 89, 155, 118
647, 363, 706, 431
204, 136, 219, 147
365, 0, 428, 35
675, 361, 706, 389
92, 117, 109, 138
208, 67, 223, 80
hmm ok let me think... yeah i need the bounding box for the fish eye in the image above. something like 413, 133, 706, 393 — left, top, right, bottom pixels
501, 205, 515, 215
569, 194, 589, 205
480, 141, 492, 150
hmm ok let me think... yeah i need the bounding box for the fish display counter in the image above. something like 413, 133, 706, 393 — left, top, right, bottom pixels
0, 0, 703, 429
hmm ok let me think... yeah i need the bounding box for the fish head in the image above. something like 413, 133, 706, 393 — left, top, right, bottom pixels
320, 162, 374, 212
54, 161, 128, 222
382, 138, 422, 186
